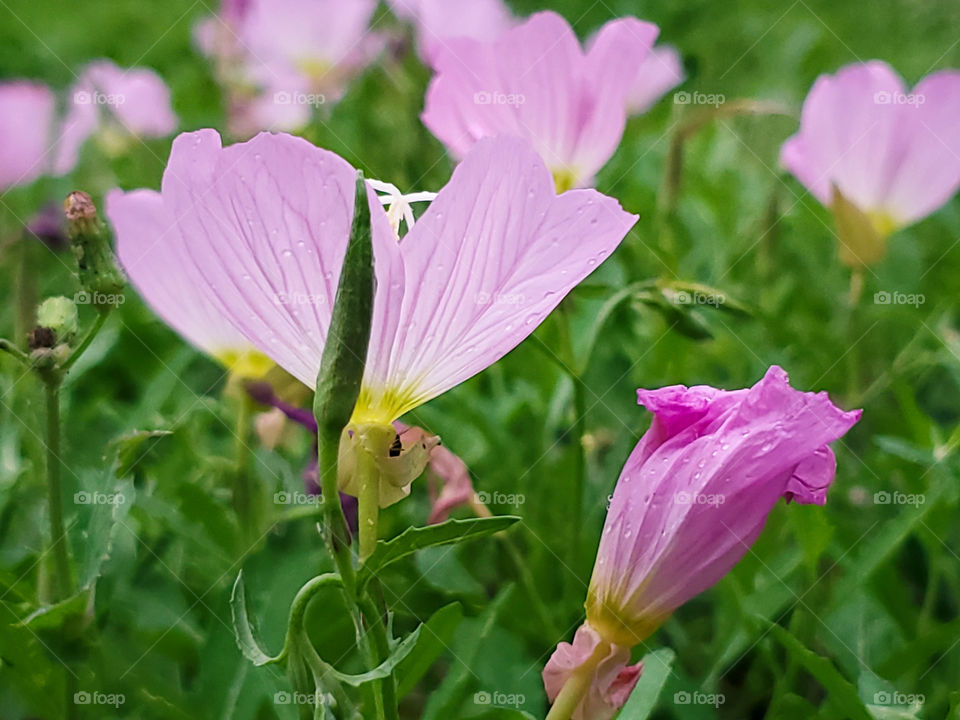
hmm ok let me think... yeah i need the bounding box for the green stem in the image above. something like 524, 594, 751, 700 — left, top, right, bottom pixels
14, 234, 36, 350
61, 311, 108, 373
0, 338, 30, 365
544, 639, 610, 720
360, 588, 399, 720
232, 390, 260, 543
558, 305, 588, 581
318, 428, 356, 594
44, 381, 73, 600
357, 449, 380, 562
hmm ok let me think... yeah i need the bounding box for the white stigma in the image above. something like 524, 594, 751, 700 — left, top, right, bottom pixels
368, 179, 437, 239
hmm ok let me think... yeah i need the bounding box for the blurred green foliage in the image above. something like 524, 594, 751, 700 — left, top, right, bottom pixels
1, 0, 959, 718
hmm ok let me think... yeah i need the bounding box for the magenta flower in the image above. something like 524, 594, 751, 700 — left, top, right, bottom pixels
421, 11, 660, 191
196, 0, 384, 135
108, 130, 635, 500
626, 45, 685, 115
0, 81, 56, 191
781, 61, 960, 262
54, 60, 177, 175
388, 0, 515, 67
543, 367, 861, 720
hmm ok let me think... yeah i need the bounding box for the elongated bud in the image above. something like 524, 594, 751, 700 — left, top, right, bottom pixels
65, 191, 125, 311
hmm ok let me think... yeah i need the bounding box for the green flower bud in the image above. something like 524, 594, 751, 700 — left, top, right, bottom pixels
65, 191, 126, 311
36, 296, 79, 344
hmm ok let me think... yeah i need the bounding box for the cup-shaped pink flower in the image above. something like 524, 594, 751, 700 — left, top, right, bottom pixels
422, 11, 660, 191
0, 81, 56, 191
54, 60, 177, 175
388, 0, 515, 67
107, 130, 636, 501
781, 61, 960, 265
543, 366, 861, 720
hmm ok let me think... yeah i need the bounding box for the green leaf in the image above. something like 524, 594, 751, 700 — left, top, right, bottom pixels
112, 429, 173, 477
230, 570, 283, 666
618, 648, 675, 719
358, 516, 520, 589
18, 587, 90, 630
395, 602, 463, 697
764, 620, 872, 720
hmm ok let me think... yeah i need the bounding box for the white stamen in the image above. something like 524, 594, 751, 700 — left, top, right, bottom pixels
368, 178, 437, 239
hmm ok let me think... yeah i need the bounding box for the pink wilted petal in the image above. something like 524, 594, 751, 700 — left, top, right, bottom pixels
425, 444, 476, 524
781, 60, 960, 229
422, 12, 658, 187
588, 367, 861, 644
362, 135, 636, 420
543, 623, 640, 720
0, 81, 56, 190
627, 45, 685, 114
107, 187, 253, 360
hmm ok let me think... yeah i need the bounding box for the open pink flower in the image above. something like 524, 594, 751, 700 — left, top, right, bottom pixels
108, 129, 635, 450
0, 81, 56, 191
196, 0, 384, 135
54, 60, 177, 175
422, 11, 660, 190
388, 0, 514, 67
544, 367, 860, 719
626, 45, 685, 115
781, 61, 960, 238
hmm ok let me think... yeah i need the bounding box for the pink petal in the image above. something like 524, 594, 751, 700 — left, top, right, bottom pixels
0, 81, 56, 190
393, 0, 515, 67
543, 623, 639, 720
120, 129, 400, 389
107, 187, 253, 359
627, 45, 685, 115
84, 60, 178, 137
423, 12, 655, 185
365, 135, 636, 420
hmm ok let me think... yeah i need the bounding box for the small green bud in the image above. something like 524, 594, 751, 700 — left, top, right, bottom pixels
36, 297, 79, 344
65, 191, 126, 311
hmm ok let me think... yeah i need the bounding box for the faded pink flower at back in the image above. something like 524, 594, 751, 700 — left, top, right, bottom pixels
626, 45, 685, 115
54, 59, 177, 175
0, 81, 56, 191
422, 11, 659, 189
389, 0, 515, 67
781, 60, 960, 232
588, 366, 861, 646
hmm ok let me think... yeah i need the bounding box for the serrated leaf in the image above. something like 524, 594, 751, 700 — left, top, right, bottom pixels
619, 648, 675, 719
111, 429, 173, 477
358, 516, 519, 589
764, 620, 872, 720
395, 602, 463, 697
